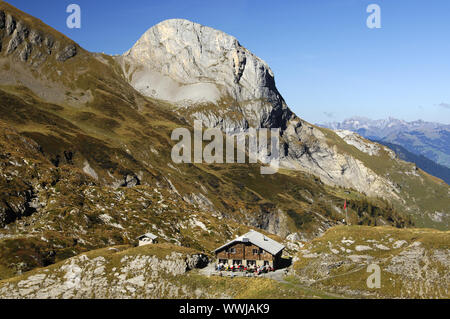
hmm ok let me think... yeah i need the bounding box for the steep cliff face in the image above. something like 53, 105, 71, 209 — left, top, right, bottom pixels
120, 19, 291, 131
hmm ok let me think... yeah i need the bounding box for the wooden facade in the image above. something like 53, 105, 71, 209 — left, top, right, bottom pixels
215, 242, 282, 268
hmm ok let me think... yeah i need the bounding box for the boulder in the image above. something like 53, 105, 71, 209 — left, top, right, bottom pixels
56, 44, 77, 62
5, 14, 15, 35
186, 254, 209, 270
122, 174, 140, 188
29, 29, 42, 45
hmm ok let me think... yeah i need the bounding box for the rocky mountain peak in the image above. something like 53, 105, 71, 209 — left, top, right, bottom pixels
122, 18, 282, 113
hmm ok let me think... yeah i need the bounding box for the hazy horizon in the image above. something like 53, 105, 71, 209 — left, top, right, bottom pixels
318, 116, 450, 126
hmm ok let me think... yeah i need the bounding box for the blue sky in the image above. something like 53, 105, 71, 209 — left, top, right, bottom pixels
6, 0, 450, 124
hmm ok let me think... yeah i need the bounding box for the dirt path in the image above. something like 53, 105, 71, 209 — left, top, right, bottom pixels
310, 265, 366, 284
277, 278, 348, 299
262, 269, 349, 299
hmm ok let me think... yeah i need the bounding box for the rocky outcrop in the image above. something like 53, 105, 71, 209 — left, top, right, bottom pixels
56, 44, 77, 62
0, 248, 210, 299
43, 35, 54, 54
19, 42, 32, 61
5, 13, 15, 35
6, 20, 28, 54
335, 130, 381, 156
0, 9, 76, 63
186, 254, 209, 270
29, 29, 42, 46
121, 174, 141, 188
0, 188, 37, 228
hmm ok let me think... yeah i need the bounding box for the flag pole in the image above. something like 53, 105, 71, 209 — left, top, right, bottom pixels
344, 200, 348, 226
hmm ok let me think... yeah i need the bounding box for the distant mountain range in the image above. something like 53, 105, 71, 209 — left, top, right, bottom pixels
320, 117, 450, 184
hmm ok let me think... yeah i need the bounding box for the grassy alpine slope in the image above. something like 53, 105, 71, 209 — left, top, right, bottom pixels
293, 226, 450, 298
1, 225, 448, 299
